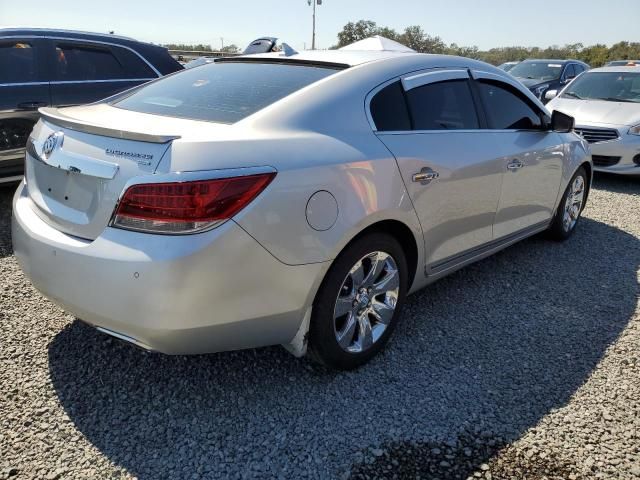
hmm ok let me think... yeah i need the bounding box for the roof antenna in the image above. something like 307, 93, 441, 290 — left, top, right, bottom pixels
281, 43, 298, 57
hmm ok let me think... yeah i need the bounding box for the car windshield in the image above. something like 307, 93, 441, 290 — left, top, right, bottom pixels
498, 63, 516, 72
561, 71, 640, 103
114, 61, 339, 123
509, 62, 563, 81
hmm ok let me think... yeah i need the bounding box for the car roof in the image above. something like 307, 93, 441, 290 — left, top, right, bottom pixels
241, 49, 418, 68
520, 58, 589, 65
587, 65, 640, 73
0, 27, 143, 45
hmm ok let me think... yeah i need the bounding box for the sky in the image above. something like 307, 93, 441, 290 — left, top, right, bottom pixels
1, 0, 638, 52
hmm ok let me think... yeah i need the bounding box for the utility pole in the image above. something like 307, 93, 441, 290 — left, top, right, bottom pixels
308, 0, 322, 50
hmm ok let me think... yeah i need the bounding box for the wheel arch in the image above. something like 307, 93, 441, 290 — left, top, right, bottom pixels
335, 219, 420, 291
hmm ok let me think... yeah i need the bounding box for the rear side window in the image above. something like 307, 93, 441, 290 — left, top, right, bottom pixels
114, 62, 338, 123
0, 41, 37, 83
55, 43, 127, 81
478, 80, 543, 130
112, 47, 156, 79
406, 80, 479, 130
370, 81, 411, 131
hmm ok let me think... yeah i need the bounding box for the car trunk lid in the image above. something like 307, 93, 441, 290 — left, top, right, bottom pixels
24, 105, 183, 240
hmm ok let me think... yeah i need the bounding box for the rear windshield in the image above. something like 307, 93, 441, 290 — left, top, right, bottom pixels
113, 61, 338, 123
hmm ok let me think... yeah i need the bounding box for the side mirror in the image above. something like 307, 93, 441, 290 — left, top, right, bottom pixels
545, 89, 558, 101
562, 76, 575, 85
551, 110, 574, 133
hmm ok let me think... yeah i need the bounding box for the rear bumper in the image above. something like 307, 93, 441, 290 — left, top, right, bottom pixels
590, 134, 640, 176
12, 182, 327, 354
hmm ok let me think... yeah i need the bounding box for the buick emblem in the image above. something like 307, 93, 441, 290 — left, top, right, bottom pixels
42, 131, 64, 157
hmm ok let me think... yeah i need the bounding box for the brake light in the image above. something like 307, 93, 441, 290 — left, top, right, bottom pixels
111, 173, 275, 234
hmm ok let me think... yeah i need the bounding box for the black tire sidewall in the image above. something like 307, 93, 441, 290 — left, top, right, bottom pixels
308, 233, 408, 370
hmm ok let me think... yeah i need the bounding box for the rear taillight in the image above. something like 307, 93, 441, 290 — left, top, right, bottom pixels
111, 173, 275, 234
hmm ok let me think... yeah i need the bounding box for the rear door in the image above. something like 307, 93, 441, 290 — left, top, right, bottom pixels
371, 70, 504, 273
472, 71, 564, 239
48, 39, 158, 106
0, 37, 51, 177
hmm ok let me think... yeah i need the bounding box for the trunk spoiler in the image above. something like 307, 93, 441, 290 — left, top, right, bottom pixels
38, 107, 181, 144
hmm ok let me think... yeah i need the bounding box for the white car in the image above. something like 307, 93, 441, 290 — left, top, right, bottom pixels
546, 66, 640, 175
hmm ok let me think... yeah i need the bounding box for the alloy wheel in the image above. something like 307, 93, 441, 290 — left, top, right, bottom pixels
332, 251, 400, 353
563, 175, 585, 232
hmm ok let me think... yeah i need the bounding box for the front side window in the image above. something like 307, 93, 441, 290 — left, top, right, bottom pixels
478, 80, 543, 130
561, 71, 640, 103
509, 62, 563, 81
563, 64, 577, 80
406, 79, 480, 130
115, 61, 338, 123
55, 43, 127, 81
0, 41, 37, 83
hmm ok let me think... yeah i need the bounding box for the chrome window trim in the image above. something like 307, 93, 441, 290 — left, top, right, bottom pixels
0, 78, 153, 87
0, 81, 49, 87
27, 136, 119, 180
0, 34, 162, 77
0, 28, 137, 42
52, 78, 154, 85
365, 67, 470, 132
401, 69, 469, 92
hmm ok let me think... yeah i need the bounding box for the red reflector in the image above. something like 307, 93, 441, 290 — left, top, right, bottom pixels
112, 173, 275, 234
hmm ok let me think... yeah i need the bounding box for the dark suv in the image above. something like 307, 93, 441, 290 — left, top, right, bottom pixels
508, 59, 589, 104
0, 28, 182, 182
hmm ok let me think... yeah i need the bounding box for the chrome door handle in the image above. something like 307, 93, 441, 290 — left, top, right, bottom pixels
412, 168, 440, 184
507, 159, 524, 171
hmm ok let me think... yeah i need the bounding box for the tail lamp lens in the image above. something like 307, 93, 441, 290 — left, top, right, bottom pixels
111, 173, 275, 234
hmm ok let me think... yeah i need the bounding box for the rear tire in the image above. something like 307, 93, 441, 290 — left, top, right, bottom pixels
307, 233, 408, 370
548, 167, 587, 241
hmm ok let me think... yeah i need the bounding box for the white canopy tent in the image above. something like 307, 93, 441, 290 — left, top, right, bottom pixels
339, 36, 416, 53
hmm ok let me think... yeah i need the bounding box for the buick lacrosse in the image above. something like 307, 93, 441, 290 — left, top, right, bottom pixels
12, 41, 592, 369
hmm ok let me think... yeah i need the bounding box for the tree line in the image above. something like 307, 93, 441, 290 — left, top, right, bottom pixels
336, 20, 640, 67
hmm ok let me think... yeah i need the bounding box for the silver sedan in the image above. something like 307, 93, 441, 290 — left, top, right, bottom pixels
546, 66, 640, 175
12, 43, 591, 370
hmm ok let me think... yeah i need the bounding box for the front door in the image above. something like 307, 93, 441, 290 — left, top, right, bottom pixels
472, 72, 565, 239
370, 70, 504, 272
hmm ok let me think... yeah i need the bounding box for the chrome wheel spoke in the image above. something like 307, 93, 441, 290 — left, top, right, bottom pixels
334, 295, 355, 318
349, 261, 366, 288
356, 314, 373, 350
336, 314, 357, 349
371, 300, 394, 325
361, 252, 386, 287
371, 268, 399, 296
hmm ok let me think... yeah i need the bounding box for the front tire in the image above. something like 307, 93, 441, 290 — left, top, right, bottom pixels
548, 167, 587, 241
307, 233, 408, 370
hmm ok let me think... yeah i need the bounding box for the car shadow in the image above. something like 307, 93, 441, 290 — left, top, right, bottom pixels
0, 185, 17, 259
47, 215, 638, 479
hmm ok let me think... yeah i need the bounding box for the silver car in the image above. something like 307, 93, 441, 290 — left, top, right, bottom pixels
12, 46, 592, 370
546, 66, 640, 175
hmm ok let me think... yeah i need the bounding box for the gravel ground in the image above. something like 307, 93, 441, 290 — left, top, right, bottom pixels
0, 174, 639, 480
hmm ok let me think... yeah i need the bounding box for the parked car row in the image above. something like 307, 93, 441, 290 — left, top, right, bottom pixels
0, 28, 183, 183
3, 28, 638, 369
